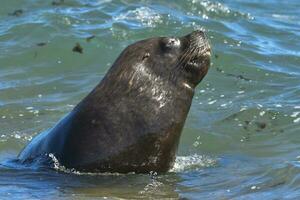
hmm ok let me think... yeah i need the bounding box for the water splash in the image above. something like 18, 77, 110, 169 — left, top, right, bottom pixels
0, 131, 32, 143
47, 153, 126, 176
139, 178, 163, 195
47, 153, 217, 175
170, 154, 217, 172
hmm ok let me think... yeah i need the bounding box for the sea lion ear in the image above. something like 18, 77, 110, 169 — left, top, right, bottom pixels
142, 52, 150, 61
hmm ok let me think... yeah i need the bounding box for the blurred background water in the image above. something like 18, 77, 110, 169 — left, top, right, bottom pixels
0, 0, 300, 199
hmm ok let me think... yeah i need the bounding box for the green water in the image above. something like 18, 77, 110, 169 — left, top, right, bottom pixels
1, 0, 300, 199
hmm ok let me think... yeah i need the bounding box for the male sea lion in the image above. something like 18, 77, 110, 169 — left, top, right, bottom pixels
18, 30, 211, 173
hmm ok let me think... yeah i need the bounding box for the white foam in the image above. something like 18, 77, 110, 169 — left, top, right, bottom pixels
293, 118, 300, 123
291, 112, 300, 118
46, 153, 216, 175
47, 153, 124, 176
139, 179, 163, 195
208, 100, 217, 105
170, 154, 217, 172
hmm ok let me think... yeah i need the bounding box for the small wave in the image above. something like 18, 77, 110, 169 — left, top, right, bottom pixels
218, 108, 293, 129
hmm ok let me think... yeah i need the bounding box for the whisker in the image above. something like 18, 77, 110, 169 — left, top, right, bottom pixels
179, 47, 199, 70
175, 46, 197, 70
176, 48, 193, 65
169, 47, 196, 81
169, 39, 208, 82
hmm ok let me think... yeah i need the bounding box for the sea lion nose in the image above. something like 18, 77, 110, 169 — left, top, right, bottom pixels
191, 30, 206, 39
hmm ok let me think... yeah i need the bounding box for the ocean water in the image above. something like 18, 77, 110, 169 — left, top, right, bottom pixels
0, 0, 300, 199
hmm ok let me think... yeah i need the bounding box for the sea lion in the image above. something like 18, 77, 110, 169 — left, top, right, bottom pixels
18, 30, 211, 173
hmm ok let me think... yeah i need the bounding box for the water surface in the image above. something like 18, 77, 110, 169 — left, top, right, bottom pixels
1, 0, 300, 199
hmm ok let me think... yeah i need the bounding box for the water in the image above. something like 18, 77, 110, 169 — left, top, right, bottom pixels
0, 0, 300, 199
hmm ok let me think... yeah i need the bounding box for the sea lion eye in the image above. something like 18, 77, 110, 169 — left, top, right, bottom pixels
166, 38, 180, 48
142, 52, 150, 60
161, 37, 181, 51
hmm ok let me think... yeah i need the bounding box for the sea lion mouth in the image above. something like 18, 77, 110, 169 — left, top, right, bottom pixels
186, 48, 211, 69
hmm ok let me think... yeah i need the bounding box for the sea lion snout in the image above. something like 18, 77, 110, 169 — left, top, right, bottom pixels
179, 30, 211, 87
185, 30, 211, 55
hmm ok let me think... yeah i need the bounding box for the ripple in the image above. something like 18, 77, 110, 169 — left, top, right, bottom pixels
0, 0, 300, 199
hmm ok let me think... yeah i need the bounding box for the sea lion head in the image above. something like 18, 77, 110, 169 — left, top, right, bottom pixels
107, 30, 211, 93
